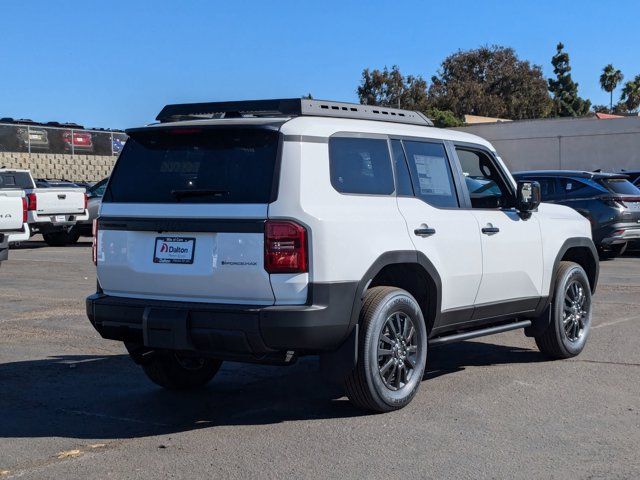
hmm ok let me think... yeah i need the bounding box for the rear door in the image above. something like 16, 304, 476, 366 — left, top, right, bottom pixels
392, 139, 482, 320
97, 126, 280, 305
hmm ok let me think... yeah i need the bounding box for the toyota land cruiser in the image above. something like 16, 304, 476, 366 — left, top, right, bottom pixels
86, 99, 598, 412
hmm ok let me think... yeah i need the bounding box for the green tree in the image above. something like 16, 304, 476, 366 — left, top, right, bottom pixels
428, 45, 552, 120
599, 64, 624, 111
620, 75, 640, 112
548, 42, 591, 116
356, 65, 461, 128
357, 65, 429, 110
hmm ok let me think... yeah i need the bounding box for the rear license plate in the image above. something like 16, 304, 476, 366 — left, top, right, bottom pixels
153, 237, 196, 264
55, 215, 66, 222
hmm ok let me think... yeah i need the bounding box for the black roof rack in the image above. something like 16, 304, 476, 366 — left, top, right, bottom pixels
156, 98, 434, 126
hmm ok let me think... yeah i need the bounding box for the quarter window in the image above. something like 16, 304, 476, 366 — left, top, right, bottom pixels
403, 141, 458, 208
390, 140, 413, 196
329, 137, 394, 195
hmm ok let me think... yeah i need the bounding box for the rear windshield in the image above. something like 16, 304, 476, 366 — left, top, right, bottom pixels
104, 128, 279, 204
0, 171, 34, 189
598, 178, 640, 196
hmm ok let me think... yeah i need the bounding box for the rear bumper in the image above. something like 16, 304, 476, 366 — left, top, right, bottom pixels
6, 224, 30, 243
29, 211, 90, 231
86, 282, 358, 362
599, 223, 640, 246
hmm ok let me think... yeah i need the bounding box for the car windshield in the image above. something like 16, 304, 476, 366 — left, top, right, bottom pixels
598, 178, 640, 196
104, 127, 279, 204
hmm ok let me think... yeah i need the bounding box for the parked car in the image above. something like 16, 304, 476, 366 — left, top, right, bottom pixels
112, 136, 127, 154
0, 168, 89, 246
0, 181, 27, 267
87, 98, 598, 413
75, 177, 108, 237
16, 126, 50, 151
63, 130, 93, 153
513, 170, 640, 259
0, 170, 31, 243
35, 179, 81, 189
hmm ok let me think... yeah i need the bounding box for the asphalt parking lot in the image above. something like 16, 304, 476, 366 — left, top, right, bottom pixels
0, 238, 639, 479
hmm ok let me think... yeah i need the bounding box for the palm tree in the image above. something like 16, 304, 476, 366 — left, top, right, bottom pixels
599, 64, 624, 111
621, 75, 640, 112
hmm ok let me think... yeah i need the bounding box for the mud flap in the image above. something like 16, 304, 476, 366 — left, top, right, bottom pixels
320, 324, 358, 384
524, 304, 552, 337
142, 308, 192, 350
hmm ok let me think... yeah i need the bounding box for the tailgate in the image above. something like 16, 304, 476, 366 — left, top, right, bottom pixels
35, 188, 85, 215
97, 206, 274, 304
0, 191, 24, 232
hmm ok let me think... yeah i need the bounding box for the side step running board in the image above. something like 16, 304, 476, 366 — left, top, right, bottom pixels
429, 320, 532, 347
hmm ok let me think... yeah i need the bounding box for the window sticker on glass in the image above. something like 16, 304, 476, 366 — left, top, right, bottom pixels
566, 182, 572, 191
413, 155, 453, 196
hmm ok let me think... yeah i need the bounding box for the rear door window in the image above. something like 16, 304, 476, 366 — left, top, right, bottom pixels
404, 141, 458, 208
329, 137, 394, 195
104, 128, 280, 204
561, 178, 601, 198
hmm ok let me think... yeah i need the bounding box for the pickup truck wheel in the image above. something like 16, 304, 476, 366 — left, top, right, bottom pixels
344, 286, 427, 413
141, 352, 222, 390
535, 261, 592, 359
42, 231, 80, 246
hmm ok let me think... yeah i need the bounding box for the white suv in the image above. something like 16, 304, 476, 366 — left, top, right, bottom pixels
87, 99, 599, 412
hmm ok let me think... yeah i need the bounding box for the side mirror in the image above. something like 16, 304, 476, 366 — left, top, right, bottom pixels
516, 180, 541, 212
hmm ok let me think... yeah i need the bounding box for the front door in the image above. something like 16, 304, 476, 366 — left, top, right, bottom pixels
454, 146, 543, 316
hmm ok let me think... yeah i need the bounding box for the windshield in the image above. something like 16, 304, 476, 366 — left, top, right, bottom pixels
598, 178, 640, 196
104, 127, 279, 204
0, 171, 35, 189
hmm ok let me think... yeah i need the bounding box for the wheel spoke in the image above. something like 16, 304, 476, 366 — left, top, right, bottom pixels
378, 347, 393, 357
380, 358, 394, 376
380, 334, 394, 346
388, 316, 399, 337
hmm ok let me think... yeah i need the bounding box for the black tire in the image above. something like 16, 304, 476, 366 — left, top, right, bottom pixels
141, 352, 222, 390
344, 286, 428, 413
598, 242, 627, 260
535, 261, 592, 359
42, 230, 80, 246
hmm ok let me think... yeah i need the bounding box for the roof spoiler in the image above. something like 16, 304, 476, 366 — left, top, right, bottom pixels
155, 98, 434, 127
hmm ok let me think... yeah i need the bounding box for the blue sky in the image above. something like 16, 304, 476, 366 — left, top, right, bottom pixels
1, 0, 638, 129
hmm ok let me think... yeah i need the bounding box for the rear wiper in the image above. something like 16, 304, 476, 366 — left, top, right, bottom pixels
170, 189, 229, 200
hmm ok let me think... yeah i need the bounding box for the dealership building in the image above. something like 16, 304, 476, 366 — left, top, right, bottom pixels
455, 114, 640, 173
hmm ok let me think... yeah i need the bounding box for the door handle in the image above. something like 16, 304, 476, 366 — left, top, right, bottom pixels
481, 226, 500, 234
414, 226, 436, 237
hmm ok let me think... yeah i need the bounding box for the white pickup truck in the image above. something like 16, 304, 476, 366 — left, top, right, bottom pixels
0, 169, 89, 246
0, 188, 26, 266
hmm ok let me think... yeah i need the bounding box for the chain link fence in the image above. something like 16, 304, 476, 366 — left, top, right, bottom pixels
0, 122, 127, 156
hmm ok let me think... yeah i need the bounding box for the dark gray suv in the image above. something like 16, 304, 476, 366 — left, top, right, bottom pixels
514, 170, 640, 259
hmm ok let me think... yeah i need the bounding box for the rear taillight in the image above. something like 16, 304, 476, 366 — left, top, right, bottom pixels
264, 220, 308, 274
92, 219, 98, 265
26, 193, 37, 211
84, 193, 88, 210
21, 197, 27, 223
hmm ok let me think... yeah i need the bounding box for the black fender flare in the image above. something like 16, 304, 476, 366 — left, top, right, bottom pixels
550, 237, 599, 296
347, 250, 443, 332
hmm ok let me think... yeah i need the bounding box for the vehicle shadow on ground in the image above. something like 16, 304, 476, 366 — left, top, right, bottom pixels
11, 240, 91, 250
0, 341, 543, 440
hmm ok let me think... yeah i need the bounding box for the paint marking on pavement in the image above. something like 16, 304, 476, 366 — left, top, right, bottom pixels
592, 316, 637, 329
